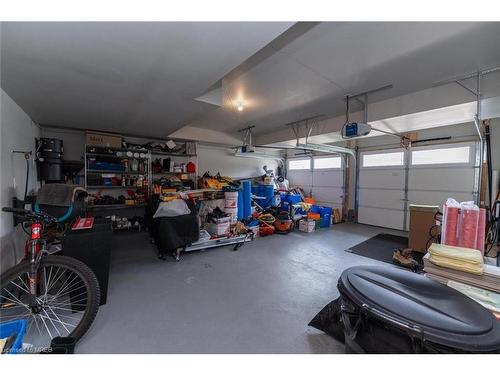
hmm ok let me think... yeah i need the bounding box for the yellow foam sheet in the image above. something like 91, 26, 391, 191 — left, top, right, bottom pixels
428, 243, 484, 275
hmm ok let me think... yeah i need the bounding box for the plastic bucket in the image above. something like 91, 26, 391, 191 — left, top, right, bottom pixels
225, 207, 238, 224
247, 225, 259, 238
224, 191, 238, 208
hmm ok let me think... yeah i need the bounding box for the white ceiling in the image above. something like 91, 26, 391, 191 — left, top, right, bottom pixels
190, 22, 500, 136
2, 22, 500, 141
0, 22, 293, 137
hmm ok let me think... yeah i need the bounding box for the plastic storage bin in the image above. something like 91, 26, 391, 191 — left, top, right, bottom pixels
319, 206, 333, 228
0, 319, 27, 354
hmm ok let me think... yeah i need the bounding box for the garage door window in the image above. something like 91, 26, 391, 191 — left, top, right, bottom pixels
362, 151, 404, 167
411, 146, 470, 165
288, 158, 311, 170
313, 156, 341, 169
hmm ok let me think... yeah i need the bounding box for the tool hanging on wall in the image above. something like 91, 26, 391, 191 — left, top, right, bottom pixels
11, 150, 33, 201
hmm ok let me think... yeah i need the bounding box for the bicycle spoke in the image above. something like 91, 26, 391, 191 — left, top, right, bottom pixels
45, 306, 71, 334
18, 275, 31, 294
43, 266, 53, 299
45, 267, 67, 295
47, 271, 80, 300
37, 311, 54, 340
49, 278, 85, 301
1, 289, 30, 309
41, 309, 76, 329
51, 300, 88, 308
41, 308, 62, 337
9, 280, 30, 294
1, 257, 98, 349
50, 289, 89, 304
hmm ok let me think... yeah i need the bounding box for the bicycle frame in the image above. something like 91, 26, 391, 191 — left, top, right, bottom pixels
25, 220, 47, 307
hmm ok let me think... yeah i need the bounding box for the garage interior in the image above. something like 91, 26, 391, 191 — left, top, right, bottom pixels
1, 21, 500, 355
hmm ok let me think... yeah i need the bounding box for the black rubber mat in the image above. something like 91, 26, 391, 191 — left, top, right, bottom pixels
346, 233, 424, 267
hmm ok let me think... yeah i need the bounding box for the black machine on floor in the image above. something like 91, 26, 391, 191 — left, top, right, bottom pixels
309, 265, 500, 353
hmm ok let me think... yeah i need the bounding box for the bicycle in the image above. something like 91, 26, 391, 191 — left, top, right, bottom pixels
0, 207, 100, 352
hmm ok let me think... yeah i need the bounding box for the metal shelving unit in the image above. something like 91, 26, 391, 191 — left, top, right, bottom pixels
150, 146, 198, 190
86, 203, 147, 210
84, 144, 152, 198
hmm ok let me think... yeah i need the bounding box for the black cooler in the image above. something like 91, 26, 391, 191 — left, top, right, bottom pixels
310, 265, 500, 353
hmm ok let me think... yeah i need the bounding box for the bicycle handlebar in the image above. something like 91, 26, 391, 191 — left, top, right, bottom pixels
2, 206, 56, 223
2, 207, 31, 215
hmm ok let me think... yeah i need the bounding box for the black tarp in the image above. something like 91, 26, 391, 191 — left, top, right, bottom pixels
147, 197, 199, 255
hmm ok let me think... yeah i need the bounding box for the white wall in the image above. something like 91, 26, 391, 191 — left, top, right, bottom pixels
1, 89, 41, 271
197, 144, 280, 179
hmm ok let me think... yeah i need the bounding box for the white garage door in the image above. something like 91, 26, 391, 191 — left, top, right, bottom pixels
358, 142, 479, 230
407, 142, 477, 216
287, 155, 344, 211
358, 148, 407, 230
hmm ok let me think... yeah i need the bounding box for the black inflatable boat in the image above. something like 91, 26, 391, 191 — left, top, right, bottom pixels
310, 265, 500, 353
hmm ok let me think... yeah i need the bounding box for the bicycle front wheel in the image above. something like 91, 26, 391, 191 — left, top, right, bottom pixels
0, 255, 100, 352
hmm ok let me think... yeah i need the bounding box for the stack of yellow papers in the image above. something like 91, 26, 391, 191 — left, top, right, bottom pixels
428, 243, 484, 275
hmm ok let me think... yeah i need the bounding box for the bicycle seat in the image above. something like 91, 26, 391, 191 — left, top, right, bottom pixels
34, 184, 87, 223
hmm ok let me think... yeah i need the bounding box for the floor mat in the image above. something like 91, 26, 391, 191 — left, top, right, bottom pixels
346, 233, 424, 267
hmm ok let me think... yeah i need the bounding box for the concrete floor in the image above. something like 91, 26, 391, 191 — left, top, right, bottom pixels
77, 223, 405, 353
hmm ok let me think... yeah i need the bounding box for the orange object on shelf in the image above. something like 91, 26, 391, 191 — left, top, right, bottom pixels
308, 212, 320, 220
304, 197, 316, 204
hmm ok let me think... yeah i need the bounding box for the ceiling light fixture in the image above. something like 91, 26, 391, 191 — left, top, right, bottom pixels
237, 102, 244, 111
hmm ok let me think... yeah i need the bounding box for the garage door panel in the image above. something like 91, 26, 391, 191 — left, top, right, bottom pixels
312, 186, 343, 205
312, 171, 343, 187
359, 169, 405, 189
288, 171, 312, 187
358, 142, 477, 231
408, 168, 474, 192
359, 188, 405, 210
408, 190, 473, 207
358, 207, 405, 230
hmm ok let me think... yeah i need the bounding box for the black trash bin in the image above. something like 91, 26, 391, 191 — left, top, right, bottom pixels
62, 218, 112, 305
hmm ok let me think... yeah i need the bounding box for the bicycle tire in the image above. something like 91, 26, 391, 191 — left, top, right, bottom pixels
0, 255, 100, 343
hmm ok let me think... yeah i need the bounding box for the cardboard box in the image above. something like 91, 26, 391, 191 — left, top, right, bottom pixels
86, 131, 122, 148
408, 204, 440, 253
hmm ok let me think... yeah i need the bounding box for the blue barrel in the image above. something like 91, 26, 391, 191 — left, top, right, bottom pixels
242, 180, 252, 218
262, 185, 274, 208
237, 189, 244, 220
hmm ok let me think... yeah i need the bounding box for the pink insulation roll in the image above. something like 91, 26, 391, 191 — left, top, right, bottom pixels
442, 206, 459, 246
476, 208, 486, 254
458, 208, 479, 250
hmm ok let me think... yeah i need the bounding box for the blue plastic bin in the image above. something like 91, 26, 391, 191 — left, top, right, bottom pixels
310, 205, 321, 214
288, 194, 302, 205
0, 319, 27, 354
319, 206, 333, 228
